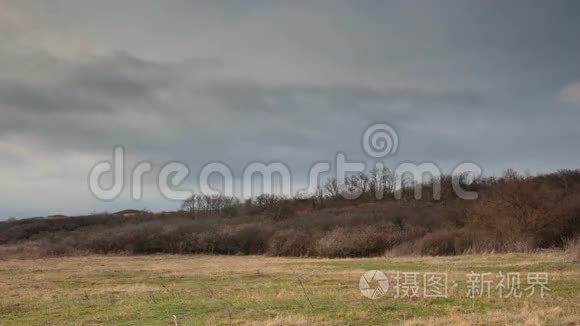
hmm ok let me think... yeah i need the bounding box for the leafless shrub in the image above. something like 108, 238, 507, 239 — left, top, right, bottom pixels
2, 169, 579, 258
267, 229, 315, 256
314, 224, 405, 258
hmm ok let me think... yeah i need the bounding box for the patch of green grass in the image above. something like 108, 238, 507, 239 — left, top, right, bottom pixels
318, 259, 439, 272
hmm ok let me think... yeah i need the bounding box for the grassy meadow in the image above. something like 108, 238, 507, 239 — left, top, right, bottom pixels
0, 253, 578, 325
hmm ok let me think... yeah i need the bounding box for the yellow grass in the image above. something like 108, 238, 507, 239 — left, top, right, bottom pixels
0, 253, 578, 325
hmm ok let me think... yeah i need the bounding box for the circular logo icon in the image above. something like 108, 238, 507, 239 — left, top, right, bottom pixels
362, 122, 399, 158
359, 270, 389, 299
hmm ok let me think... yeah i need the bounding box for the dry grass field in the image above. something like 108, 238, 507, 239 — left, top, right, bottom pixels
0, 253, 578, 325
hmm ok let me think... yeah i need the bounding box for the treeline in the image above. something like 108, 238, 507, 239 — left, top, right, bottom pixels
1, 169, 579, 258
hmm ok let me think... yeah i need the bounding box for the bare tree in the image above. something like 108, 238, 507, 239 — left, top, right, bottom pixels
324, 178, 340, 198
181, 194, 240, 218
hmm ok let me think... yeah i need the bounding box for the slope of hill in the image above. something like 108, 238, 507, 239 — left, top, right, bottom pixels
1, 170, 579, 258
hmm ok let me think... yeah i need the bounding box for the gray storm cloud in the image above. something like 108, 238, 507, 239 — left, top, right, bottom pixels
0, 0, 579, 218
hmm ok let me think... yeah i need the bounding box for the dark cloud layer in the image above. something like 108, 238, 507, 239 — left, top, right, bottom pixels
0, 1, 579, 218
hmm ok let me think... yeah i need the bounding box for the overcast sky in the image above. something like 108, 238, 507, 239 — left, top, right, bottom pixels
1, 0, 579, 218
